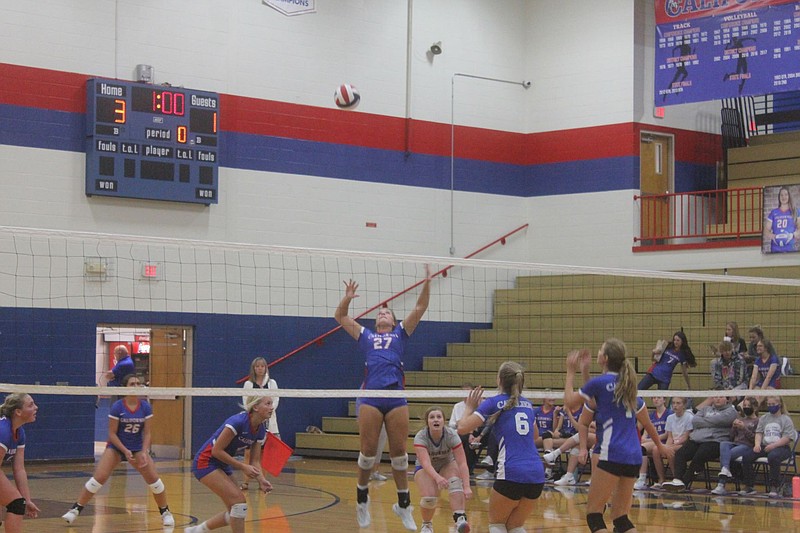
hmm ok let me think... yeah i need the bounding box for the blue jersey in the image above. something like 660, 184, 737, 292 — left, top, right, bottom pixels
755, 354, 781, 388
532, 405, 556, 433
108, 398, 152, 452
558, 406, 582, 436
109, 356, 136, 386
0, 417, 25, 464
768, 207, 798, 252
475, 394, 545, 484
195, 411, 267, 470
649, 348, 685, 384
580, 372, 646, 466
650, 408, 672, 436
357, 323, 409, 390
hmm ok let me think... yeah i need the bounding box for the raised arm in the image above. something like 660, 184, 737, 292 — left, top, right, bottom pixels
334, 279, 362, 340
564, 349, 590, 411
402, 265, 432, 336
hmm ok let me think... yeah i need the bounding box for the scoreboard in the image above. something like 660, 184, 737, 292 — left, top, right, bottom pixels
85, 78, 220, 205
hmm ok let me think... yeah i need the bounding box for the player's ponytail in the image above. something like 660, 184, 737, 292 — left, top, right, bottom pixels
0, 393, 29, 418
603, 338, 638, 413
487, 361, 525, 426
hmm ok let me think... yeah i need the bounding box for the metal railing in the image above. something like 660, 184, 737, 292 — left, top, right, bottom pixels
634, 187, 762, 249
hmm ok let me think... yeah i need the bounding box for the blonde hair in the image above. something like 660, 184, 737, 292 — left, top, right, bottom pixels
603, 338, 638, 412
487, 361, 525, 426
0, 393, 30, 418
242, 395, 271, 413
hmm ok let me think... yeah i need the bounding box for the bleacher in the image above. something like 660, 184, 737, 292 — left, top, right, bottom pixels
296, 270, 800, 461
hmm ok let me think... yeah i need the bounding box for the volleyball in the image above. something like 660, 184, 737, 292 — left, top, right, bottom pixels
334, 83, 360, 109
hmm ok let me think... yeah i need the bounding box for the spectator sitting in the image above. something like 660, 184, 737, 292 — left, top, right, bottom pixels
712, 396, 759, 495
634, 395, 672, 490
749, 339, 781, 399
712, 340, 747, 391
739, 395, 797, 496
663, 394, 737, 492
724, 321, 748, 356
654, 396, 693, 489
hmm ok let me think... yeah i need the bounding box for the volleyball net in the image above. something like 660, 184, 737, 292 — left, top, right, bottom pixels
2, 224, 800, 460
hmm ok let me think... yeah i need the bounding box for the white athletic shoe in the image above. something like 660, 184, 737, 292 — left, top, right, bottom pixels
421, 522, 434, 533
161, 510, 175, 527
711, 482, 726, 495
184, 526, 205, 533
62, 508, 80, 524
663, 479, 686, 493
543, 449, 559, 465
392, 503, 417, 531
633, 477, 648, 490
476, 470, 495, 480
356, 501, 371, 528
555, 473, 576, 486
719, 466, 732, 479
456, 514, 471, 533
370, 471, 389, 482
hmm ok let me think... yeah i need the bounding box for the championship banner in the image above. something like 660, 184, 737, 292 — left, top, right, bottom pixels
655, 0, 800, 105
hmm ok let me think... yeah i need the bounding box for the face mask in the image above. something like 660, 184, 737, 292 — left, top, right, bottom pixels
742, 407, 754, 416
768, 405, 781, 414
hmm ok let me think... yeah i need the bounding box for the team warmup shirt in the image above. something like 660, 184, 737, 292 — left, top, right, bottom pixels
580, 372, 646, 465
474, 394, 545, 484
195, 411, 267, 469
754, 354, 781, 388
767, 207, 798, 252
0, 417, 24, 463
108, 398, 152, 452
557, 406, 582, 436
357, 323, 408, 390
649, 348, 686, 385
532, 405, 556, 434
650, 407, 672, 436
413, 426, 462, 472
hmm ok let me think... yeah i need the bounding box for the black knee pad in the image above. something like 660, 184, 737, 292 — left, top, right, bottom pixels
6, 497, 26, 516
613, 514, 635, 533
587, 512, 606, 533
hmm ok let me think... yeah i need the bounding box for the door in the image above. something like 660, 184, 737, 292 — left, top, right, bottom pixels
640, 133, 673, 243
149, 327, 187, 458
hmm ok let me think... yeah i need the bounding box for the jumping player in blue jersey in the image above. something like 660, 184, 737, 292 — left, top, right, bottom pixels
0, 393, 40, 533
457, 361, 545, 533
765, 187, 800, 253
186, 395, 274, 533
564, 341, 673, 533
62, 374, 174, 526
335, 265, 432, 530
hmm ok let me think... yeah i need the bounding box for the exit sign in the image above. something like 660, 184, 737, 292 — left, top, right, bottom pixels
140, 262, 162, 280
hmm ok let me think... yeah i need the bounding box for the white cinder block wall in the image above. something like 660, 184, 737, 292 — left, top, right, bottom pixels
0, 0, 791, 270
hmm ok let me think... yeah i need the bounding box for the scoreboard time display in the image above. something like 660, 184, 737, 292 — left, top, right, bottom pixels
85, 78, 220, 205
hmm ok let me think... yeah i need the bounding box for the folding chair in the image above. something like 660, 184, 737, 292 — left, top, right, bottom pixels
752, 437, 799, 493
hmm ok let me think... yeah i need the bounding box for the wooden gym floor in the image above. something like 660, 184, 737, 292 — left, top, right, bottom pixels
17, 456, 800, 532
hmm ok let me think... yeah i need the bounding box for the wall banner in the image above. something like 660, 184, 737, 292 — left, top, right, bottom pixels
655, 0, 800, 105
263, 0, 316, 16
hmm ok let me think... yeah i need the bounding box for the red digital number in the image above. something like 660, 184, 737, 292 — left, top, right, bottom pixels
152, 91, 186, 116
177, 125, 187, 143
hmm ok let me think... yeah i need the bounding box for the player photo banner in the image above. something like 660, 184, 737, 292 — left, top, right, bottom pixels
655, 0, 800, 106
762, 183, 800, 254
